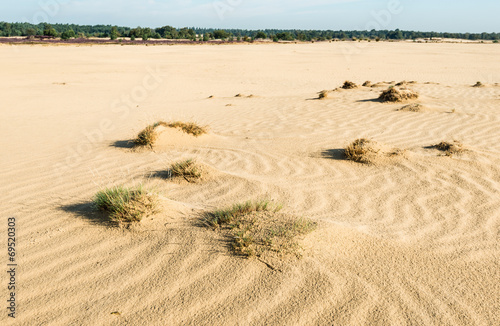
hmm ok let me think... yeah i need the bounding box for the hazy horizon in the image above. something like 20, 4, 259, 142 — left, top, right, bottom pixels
1, 0, 499, 34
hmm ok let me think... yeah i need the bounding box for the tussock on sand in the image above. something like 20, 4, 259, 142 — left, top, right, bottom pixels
362, 81, 372, 87
134, 121, 207, 147
344, 138, 380, 163
432, 141, 465, 156
473, 81, 484, 87
317, 90, 330, 99
169, 159, 203, 182
396, 80, 417, 86
397, 103, 424, 112
94, 185, 158, 223
202, 201, 315, 258
342, 80, 358, 89
379, 86, 419, 102
344, 138, 404, 164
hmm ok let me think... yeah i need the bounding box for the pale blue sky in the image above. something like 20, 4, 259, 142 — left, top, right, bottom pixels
1, 0, 499, 32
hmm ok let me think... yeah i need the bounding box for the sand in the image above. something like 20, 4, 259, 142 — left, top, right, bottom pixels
1, 42, 499, 325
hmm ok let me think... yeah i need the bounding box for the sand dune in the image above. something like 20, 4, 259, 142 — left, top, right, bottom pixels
1, 42, 499, 325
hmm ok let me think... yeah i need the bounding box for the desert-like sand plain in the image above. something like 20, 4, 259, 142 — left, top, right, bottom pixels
1, 42, 499, 325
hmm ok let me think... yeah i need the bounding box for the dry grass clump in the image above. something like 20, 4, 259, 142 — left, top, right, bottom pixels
396, 80, 416, 86
432, 141, 465, 156
344, 138, 380, 163
94, 185, 158, 223
397, 103, 424, 112
362, 81, 372, 87
317, 90, 330, 99
379, 86, 419, 102
473, 81, 484, 87
342, 80, 358, 89
134, 124, 157, 146
202, 201, 315, 257
134, 121, 207, 147
169, 159, 202, 182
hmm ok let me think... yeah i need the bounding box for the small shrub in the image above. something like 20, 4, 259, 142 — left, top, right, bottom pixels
202, 201, 315, 258
318, 90, 330, 99
203, 200, 277, 228
362, 81, 372, 87
94, 185, 158, 223
134, 124, 157, 146
342, 80, 358, 89
344, 138, 379, 163
397, 103, 423, 112
166, 121, 207, 136
473, 81, 483, 87
134, 121, 207, 147
379, 86, 419, 102
432, 141, 465, 156
170, 159, 201, 182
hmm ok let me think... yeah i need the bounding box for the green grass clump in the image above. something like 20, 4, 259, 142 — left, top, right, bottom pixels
170, 159, 202, 182
94, 185, 158, 223
202, 201, 315, 258
203, 200, 277, 228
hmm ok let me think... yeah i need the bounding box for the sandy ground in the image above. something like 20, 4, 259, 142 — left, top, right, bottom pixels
1, 42, 499, 325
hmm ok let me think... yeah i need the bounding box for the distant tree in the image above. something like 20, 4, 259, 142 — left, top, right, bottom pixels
25, 28, 37, 37
202, 33, 209, 41
110, 26, 119, 40
142, 28, 151, 40
254, 31, 267, 39
43, 24, 58, 37
156, 25, 178, 39
60, 29, 75, 40
213, 29, 229, 39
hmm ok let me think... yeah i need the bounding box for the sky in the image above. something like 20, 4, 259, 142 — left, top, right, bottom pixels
1, 0, 499, 33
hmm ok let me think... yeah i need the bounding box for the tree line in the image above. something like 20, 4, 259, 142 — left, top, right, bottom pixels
0, 22, 498, 42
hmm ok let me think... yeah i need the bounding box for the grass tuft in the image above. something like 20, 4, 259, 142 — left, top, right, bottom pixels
317, 90, 330, 99
379, 86, 419, 102
202, 201, 315, 257
432, 141, 465, 156
344, 138, 379, 163
93, 185, 158, 223
342, 80, 358, 89
170, 159, 202, 182
203, 200, 278, 228
397, 103, 423, 112
134, 121, 207, 147
362, 81, 372, 87
134, 124, 157, 146
473, 81, 483, 87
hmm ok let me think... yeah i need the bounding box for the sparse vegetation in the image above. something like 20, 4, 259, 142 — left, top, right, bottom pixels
169, 159, 202, 182
134, 121, 207, 147
473, 81, 484, 87
166, 121, 207, 136
342, 81, 358, 89
344, 138, 380, 163
93, 185, 158, 223
362, 81, 372, 87
432, 141, 465, 156
134, 124, 157, 146
202, 201, 315, 257
397, 103, 424, 112
318, 90, 330, 99
379, 86, 419, 102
